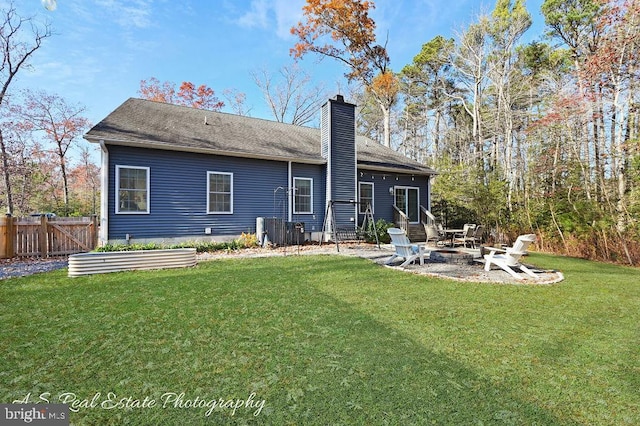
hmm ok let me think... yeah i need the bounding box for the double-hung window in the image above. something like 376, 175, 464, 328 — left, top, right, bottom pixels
293, 177, 313, 214
207, 171, 233, 214
116, 165, 149, 214
359, 182, 374, 214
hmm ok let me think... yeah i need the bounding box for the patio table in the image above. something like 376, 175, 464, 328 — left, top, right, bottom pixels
443, 229, 463, 247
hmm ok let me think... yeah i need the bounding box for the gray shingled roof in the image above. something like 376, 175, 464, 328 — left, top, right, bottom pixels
84, 98, 435, 175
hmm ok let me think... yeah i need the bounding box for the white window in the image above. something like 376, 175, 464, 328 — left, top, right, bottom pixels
359, 182, 374, 214
116, 165, 149, 214
293, 177, 313, 214
207, 171, 233, 214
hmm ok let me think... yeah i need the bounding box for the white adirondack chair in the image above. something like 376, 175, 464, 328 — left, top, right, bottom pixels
483, 233, 537, 280
386, 228, 427, 268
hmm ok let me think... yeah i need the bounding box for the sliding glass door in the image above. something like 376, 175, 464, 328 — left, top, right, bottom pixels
394, 186, 419, 223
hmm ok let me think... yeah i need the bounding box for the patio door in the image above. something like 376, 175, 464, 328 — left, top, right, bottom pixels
394, 186, 419, 223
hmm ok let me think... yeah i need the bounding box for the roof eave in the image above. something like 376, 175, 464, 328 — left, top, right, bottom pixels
84, 135, 327, 165
357, 163, 437, 176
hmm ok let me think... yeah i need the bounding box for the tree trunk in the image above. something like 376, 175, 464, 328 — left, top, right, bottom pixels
434, 108, 441, 155
613, 83, 627, 232
379, 101, 391, 148
59, 155, 69, 216
0, 130, 13, 215
593, 91, 603, 203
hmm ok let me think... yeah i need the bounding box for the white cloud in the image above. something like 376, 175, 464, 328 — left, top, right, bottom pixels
237, 0, 304, 39
94, 0, 153, 29
237, 0, 269, 28
272, 0, 304, 39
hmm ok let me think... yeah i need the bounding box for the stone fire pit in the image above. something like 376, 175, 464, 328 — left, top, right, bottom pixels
429, 249, 476, 265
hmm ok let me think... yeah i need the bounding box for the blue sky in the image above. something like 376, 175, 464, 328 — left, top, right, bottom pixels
13, 0, 546, 134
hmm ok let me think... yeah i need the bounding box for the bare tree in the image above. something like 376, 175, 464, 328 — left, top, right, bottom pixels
401, 35, 456, 161
447, 17, 491, 162
18, 91, 90, 216
251, 64, 329, 126
487, 0, 532, 210
0, 2, 52, 214
0, 117, 38, 215
70, 145, 101, 216
222, 88, 251, 116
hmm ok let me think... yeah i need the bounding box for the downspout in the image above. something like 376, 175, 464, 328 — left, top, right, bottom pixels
288, 161, 293, 222
427, 175, 432, 211
99, 141, 109, 245
353, 126, 358, 229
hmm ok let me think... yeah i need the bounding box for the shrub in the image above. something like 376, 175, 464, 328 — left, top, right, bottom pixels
94, 234, 261, 254
237, 232, 259, 248
170, 241, 228, 253
94, 243, 163, 252
364, 219, 394, 244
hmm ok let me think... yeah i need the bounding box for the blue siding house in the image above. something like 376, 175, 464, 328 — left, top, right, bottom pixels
84, 96, 436, 244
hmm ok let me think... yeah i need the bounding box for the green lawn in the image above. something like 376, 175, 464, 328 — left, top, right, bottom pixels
1, 253, 639, 425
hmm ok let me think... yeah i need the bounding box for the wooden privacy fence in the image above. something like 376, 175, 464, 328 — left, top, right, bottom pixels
0, 215, 99, 259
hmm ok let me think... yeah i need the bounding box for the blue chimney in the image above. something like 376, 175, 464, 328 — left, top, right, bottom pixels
321, 95, 357, 231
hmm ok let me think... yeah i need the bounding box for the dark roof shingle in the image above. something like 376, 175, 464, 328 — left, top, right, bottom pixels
85, 98, 435, 175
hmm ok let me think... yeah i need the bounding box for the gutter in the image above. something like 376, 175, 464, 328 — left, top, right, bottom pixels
357, 164, 437, 176
99, 140, 109, 245
288, 161, 293, 222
